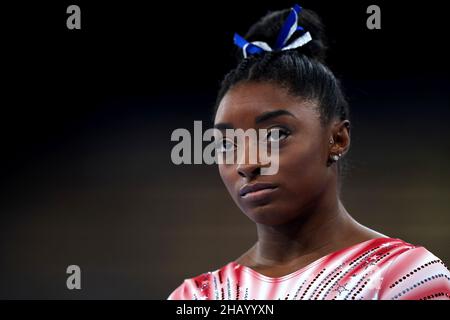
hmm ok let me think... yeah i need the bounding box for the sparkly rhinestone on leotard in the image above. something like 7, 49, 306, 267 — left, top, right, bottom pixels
168, 238, 450, 300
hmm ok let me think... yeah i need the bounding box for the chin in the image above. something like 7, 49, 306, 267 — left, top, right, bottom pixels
244, 201, 310, 226
242, 203, 293, 226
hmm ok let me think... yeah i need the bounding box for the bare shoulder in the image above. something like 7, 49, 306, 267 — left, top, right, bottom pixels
234, 244, 257, 267
350, 221, 390, 242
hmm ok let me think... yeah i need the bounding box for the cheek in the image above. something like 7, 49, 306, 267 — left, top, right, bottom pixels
218, 164, 237, 195
278, 140, 328, 194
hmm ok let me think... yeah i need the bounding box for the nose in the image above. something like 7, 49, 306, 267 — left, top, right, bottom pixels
236, 141, 262, 179
237, 162, 261, 179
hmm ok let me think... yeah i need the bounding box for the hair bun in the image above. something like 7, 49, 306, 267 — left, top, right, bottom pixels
237, 7, 328, 63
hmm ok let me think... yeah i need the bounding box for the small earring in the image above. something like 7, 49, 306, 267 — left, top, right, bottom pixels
329, 138, 334, 144
330, 153, 342, 162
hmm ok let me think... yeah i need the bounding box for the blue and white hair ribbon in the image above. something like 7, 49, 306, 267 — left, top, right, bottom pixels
233, 4, 312, 58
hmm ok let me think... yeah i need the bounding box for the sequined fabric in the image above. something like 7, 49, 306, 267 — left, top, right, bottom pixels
168, 238, 450, 300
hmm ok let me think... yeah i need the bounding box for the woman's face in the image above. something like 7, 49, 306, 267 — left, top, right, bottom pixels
214, 81, 338, 226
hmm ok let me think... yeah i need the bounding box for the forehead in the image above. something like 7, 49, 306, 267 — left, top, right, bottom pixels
215, 82, 318, 126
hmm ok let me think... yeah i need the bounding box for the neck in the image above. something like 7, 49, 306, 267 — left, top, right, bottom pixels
251, 189, 361, 267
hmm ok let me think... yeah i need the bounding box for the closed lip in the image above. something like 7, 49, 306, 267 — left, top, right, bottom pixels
239, 183, 278, 197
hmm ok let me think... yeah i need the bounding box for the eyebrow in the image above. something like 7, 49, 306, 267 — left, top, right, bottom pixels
214, 109, 296, 130
213, 123, 234, 130
255, 109, 296, 124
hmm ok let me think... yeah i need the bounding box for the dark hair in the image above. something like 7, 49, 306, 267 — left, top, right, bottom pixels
213, 6, 351, 186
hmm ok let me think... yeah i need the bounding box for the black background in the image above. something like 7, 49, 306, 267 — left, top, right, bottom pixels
3, 0, 448, 183
1, 0, 449, 299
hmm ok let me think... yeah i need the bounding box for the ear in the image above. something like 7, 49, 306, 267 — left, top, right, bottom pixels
329, 120, 351, 156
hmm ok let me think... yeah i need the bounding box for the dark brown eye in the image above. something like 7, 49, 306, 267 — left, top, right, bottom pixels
216, 139, 236, 153
266, 127, 290, 143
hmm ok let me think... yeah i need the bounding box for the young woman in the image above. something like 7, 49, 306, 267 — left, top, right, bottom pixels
168, 4, 450, 300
